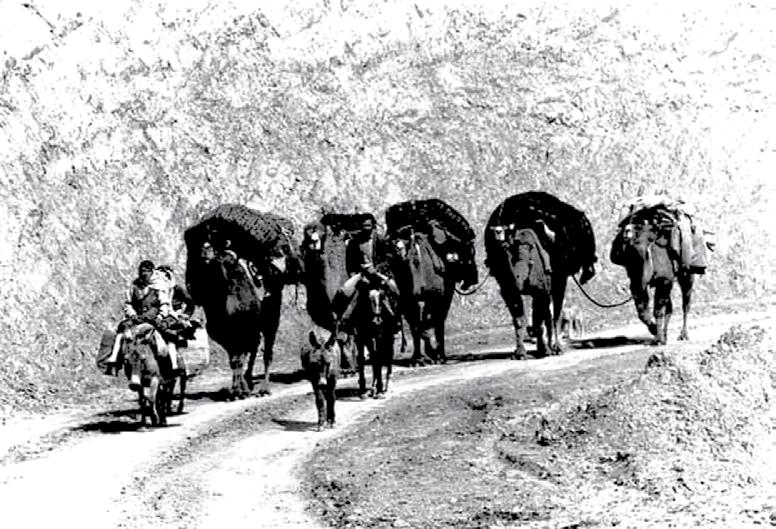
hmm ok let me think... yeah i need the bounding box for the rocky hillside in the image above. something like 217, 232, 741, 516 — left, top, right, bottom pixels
1, 0, 774, 412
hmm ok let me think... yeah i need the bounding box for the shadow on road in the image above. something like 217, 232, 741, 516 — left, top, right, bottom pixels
272, 418, 320, 432
566, 335, 653, 350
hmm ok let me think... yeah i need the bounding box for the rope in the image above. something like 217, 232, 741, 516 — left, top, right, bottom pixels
571, 274, 633, 308
454, 274, 490, 296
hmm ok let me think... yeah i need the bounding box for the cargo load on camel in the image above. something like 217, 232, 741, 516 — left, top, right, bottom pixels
485, 191, 597, 282
610, 195, 713, 274
184, 203, 303, 304
385, 198, 478, 289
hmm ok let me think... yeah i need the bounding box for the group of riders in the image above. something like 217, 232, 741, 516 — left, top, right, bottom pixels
103, 215, 409, 376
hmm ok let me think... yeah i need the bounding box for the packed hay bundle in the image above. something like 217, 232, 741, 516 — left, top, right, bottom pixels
386, 198, 478, 287
184, 204, 302, 304
485, 191, 596, 278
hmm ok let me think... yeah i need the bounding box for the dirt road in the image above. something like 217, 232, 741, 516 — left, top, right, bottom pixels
1, 310, 772, 528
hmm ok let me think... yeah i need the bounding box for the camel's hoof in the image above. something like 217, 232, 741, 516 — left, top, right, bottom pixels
678, 333, 689, 341
359, 392, 368, 401
375, 392, 386, 400
327, 420, 336, 429
258, 388, 271, 396
512, 352, 527, 361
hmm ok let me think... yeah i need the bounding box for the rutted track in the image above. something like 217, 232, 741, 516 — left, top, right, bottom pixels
0, 310, 773, 528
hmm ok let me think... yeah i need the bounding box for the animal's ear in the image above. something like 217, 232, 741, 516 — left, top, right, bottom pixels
508, 223, 515, 230
309, 330, 321, 349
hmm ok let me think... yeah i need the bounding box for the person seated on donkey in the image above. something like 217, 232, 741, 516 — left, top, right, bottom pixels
104, 260, 179, 375
331, 217, 401, 336
153, 264, 202, 361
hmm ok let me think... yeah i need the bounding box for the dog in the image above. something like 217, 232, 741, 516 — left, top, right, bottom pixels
559, 305, 586, 339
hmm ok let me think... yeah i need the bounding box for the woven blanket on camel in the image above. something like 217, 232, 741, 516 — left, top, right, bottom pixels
385, 198, 475, 244
185, 204, 297, 262
486, 191, 596, 276
184, 204, 302, 301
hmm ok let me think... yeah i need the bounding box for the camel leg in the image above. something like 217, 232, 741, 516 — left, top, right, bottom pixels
258, 294, 282, 396
550, 275, 567, 354
652, 280, 673, 345
507, 296, 528, 360
229, 353, 250, 399
677, 271, 694, 340
532, 294, 553, 357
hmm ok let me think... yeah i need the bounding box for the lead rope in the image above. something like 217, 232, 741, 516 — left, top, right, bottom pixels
571, 274, 633, 308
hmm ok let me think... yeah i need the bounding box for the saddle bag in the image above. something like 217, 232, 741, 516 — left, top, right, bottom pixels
178, 327, 211, 377
95, 329, 116, 375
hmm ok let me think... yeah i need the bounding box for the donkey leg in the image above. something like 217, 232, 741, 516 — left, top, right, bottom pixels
677, 272, 694, 341
356, 338, 368, 398
147, 377, 161, 426
314, 385, 326, 431
371, 346, 383, 398
326, 378, 337, 427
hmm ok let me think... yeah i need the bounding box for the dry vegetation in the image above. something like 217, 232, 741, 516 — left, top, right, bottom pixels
0, 0, 774, 413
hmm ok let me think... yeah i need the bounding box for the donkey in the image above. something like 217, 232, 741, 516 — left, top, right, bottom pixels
612, 209, 695, 345
122, 323, 171, 426
300, 328, 340, 430
350, 283, 399, 397
389, 229, 455, 366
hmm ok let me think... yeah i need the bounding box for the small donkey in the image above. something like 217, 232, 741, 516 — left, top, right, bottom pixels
300, 328, 340, 431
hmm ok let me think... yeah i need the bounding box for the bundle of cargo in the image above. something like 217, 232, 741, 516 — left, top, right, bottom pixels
184, 204, 303, 303
610, 194, 710, 273
385, 198, 478, 289
485, 191, 597, 280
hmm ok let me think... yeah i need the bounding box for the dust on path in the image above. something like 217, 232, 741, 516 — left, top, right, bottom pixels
0, 310, 772, 528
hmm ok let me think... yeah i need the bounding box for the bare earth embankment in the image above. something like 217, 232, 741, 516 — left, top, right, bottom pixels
306, 315, 776, 528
